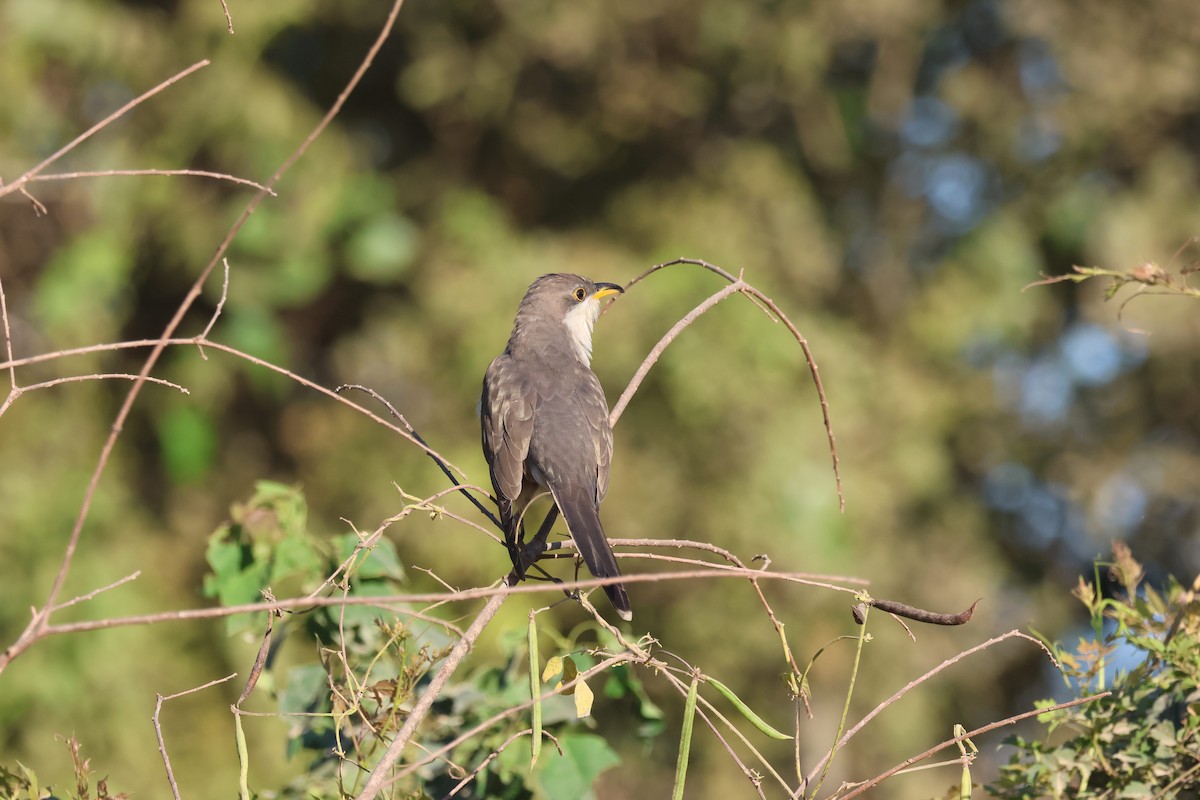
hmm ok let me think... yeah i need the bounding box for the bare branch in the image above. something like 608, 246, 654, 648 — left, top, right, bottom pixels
616, 258, 843, 509
806, 630, 1052, 784
29, 169, 273, 194
0, 61, 211, 204
439, 729, 561, 799
358, 587, 510, 800
50, 571, 142, 613
609, 280, 744, 425
0, 274, 14, 390
219, 0, 234, 33
835, 693, 1112, 799
0, 373, 189, 417
338, 382, 500, 527
0, 0, 412, 677
154, 673, 238, 800
197, 258, 231, 355
34, 565, 859, 639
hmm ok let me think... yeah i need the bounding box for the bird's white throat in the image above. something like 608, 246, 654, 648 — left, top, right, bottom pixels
562, 297, 602, 366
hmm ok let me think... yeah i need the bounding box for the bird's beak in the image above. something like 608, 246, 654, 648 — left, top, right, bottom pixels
591, 282, 625, 300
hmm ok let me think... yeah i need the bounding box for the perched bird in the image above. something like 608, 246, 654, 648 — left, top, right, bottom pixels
481, 274, 632, 621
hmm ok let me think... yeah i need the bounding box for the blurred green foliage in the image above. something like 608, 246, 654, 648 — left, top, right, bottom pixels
989, 546, 1200, 798
2, 0, 1199, 796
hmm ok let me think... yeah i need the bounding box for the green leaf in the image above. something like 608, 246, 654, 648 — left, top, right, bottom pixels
244, 481, 308, 535
536, 733, 620, 800
269, 531, 322, 584
203, 532, 242, 590
279, 663, 329, 719
337, 578, 401, 628
158, 405, 216, 483
603, 664, 665, 721
335, 534, 405, 582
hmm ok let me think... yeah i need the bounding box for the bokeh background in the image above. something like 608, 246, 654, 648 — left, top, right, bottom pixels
2, 0, 1199, 796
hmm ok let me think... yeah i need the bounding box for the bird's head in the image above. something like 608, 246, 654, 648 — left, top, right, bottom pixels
512, 273, 624, 366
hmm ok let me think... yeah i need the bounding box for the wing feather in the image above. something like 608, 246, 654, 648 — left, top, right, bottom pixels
481, 354, 536, 507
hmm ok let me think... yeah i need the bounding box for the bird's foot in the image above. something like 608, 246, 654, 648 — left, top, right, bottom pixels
506, 540, 528, 581
519, 538, 548, 572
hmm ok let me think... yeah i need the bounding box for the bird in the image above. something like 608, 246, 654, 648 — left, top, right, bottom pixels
480, 273, 632, 621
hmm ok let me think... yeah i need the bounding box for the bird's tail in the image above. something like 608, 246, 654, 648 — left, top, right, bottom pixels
549, 485, 633, 621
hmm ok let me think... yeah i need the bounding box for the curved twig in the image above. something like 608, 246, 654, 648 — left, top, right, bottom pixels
616, 258, 843, 510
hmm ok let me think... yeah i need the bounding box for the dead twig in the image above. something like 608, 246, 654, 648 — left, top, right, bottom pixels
0, 61, 211, 207
805, 630, 1053, 784
28, 169, 272, 194
618, 258, 843, 510
154, 673, 239, 800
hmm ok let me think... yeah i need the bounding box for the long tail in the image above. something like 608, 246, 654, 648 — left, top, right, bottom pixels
548, 484, 632, 621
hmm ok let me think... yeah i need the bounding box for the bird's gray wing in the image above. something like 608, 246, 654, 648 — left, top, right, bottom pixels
528, 366, 628, 618
481, 354, 536, 516
577, 370, 614, 504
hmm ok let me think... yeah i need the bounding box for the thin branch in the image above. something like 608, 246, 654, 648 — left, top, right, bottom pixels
34, 566, 858, 638
578, 537, 867, 588
0, 61, 211, 203
0, 274, 14, 390
833, 693, 1112, 800
358, 588, 509, 800
0, 335, 467, 478
338, 383, 500, 528
197, 257, 231, 353
617, 258, 843, 509
0, 373, 189, 417
0, 0, 411, 677
219, 0, 234, 33
50, 571, 141, 613
18, 185, 48, 215
28, 169, 273, 194
806, 629, 1047, 784
609, 280, 744, 425
154, 673, 238, 800
440, 730, 561, 799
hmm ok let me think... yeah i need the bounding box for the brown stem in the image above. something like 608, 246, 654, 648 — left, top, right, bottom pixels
357, 588, 509, 800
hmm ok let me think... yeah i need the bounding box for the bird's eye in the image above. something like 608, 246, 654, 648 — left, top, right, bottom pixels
573, 287, 587, 301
